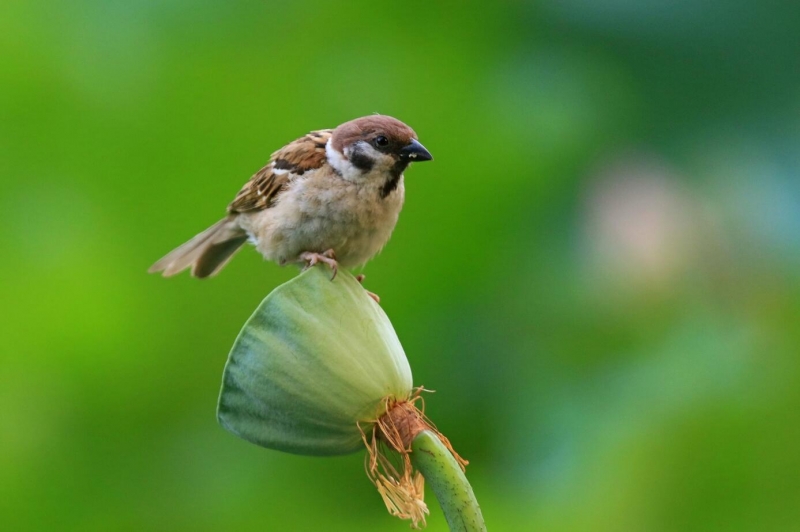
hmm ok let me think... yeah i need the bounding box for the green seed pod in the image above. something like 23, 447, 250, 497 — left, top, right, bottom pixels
217, 266, 413, 456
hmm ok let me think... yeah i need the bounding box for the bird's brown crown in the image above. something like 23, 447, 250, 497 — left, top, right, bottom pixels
331, 115, 417, 154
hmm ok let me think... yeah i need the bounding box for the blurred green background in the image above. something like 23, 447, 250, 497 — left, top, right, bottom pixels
2, 1, 800, 530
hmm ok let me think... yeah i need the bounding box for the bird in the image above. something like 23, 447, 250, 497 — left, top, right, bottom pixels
148, 115, 432, 296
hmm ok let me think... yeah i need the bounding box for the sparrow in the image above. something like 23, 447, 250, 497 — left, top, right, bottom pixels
149, 115, 433, 292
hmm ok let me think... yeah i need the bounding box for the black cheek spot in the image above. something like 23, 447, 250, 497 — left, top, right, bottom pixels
350, 151, 375, 172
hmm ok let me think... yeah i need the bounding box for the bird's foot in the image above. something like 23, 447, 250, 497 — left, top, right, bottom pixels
300, 249, 338, 280
355, 274, 380, 303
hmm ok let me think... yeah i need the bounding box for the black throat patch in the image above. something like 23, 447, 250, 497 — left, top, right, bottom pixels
380, 160, 409, 199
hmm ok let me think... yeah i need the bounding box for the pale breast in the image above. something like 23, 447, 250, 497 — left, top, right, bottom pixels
240, 169, 405, 268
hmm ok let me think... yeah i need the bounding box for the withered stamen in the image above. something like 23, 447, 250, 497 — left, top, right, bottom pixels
357, 389, 468, 529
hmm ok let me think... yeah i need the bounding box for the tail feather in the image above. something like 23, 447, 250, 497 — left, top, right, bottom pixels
149, 218, 248, 278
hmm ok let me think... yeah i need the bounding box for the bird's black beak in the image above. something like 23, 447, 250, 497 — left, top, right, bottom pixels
399, 139, 433, 162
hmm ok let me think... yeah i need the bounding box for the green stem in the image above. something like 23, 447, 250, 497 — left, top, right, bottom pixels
410, 430, 487, 532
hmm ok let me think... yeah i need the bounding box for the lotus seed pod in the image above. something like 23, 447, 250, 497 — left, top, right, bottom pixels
217, 266, 413, 456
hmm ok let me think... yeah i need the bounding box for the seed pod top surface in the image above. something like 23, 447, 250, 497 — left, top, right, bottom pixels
217, 266, 413, 456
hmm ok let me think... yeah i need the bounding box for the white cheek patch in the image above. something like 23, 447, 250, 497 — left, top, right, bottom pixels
356, 141, 382, 161
272, 168, 290, 176
326, 138, 363, 181
325, 138, 347, 172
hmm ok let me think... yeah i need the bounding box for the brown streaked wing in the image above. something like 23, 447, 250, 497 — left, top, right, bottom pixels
227, 129, 333, 213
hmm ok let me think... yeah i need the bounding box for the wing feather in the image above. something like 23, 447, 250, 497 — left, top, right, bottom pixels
228, 129, 332, 213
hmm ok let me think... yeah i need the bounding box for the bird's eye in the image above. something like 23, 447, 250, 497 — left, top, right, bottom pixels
374, 136, 389, 148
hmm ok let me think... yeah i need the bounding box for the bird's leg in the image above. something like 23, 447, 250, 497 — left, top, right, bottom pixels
354, 274, 380, 304
300, 249, 338, 280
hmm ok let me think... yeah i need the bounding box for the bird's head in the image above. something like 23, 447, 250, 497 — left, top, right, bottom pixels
327, 115, 432, 181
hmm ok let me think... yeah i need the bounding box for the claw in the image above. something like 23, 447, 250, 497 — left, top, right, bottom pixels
300, 250, 338, 280
354, 273, 380, 303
